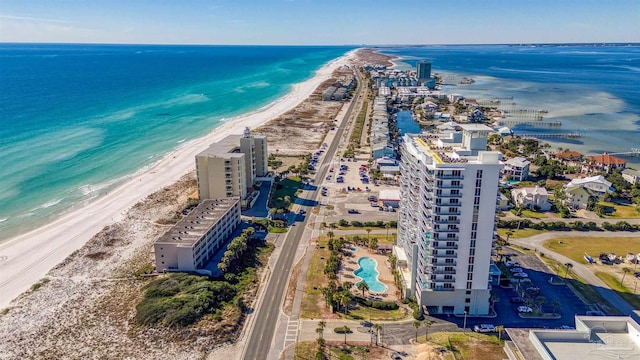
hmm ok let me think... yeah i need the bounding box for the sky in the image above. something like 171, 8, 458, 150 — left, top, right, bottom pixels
1, 0, 639, 45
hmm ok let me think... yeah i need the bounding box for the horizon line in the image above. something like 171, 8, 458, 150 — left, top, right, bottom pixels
1, 41, 639, 47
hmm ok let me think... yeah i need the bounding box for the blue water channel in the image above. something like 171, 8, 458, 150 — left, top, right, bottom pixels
396, 109, 421, 135
354, 257, 388, 293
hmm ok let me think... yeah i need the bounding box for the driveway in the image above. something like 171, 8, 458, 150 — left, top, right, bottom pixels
242, 181, 271, 218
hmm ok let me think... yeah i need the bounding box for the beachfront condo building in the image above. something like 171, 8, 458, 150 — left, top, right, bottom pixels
154, 197, 241, 273
395, 124, 503, 316
196, 128, 268, 202
416, 61, 432, 81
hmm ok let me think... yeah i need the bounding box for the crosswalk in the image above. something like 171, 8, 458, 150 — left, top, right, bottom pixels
284, 319, 299, 344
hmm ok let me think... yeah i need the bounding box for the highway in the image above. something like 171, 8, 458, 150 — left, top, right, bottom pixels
242, 69, 365, 360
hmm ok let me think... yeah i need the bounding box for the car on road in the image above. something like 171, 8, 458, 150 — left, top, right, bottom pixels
326, 175, 331, 180
348, 209, 359, 214
513, 272, 528, 278
473, 324, 496, 333
510, 297, 525, 304
517, 306, 533, 313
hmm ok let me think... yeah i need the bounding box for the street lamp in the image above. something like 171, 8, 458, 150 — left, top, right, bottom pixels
463, 311, 467, 334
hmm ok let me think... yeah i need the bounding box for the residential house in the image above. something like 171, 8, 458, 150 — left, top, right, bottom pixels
503, 157, 530, 181
511, 186, 551, 211
622, 168, 640, 185
582, 153, 626, 174
497, 193, 512, 211
563, 175, 614, 209
552, 150, 583, 168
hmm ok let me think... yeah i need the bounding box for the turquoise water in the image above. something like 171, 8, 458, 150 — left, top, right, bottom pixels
354, 257, 387, 293
0, 44, 352, 241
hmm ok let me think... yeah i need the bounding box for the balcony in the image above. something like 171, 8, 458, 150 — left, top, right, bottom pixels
432, 267, 456, 274
435, 174, 464, 180
434, 218, 460, 225
430, 277, 455, 282
433, 252, 457, 258
437, 192, 462, 198
435, 183, 463, 189
432, 243, 458, 250
432, 285, 455, 291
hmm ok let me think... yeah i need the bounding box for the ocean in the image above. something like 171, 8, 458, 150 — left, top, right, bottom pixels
0, 44, 351, 241
379, 44, 640, 163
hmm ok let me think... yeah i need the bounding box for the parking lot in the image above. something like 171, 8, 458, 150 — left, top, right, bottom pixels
484, 247, 590, 329
317, 157, 399, 223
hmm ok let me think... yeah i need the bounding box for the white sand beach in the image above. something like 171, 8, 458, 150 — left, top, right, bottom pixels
0, 51, 355, 309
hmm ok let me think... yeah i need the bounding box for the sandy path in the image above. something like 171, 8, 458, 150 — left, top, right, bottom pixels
0, 51, 355, 309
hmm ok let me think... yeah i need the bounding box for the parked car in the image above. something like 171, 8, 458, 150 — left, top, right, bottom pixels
517, 306, 533, 313
348, 209, 359, 214
505, 261, 520, 268
526, 287, 540, 293
368, 195, 377, 201
510, 297, 525, 304
513, 272, 529, 278
473, 324, 496, 333
370, 202, 379, 207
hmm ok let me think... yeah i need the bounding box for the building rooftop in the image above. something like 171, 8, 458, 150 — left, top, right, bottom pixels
458, 123, 493, 132
566, 175, 612, 188
155, 198, 240, 247
586, 153, 627, 165
196, 135, 243, 158
521, 316, 640, 360
379, 189, 401, 201
505, 156, 530, 167
408, 132, 500, 165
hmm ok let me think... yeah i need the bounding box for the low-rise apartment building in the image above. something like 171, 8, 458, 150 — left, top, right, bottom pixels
154, 198, 241, 273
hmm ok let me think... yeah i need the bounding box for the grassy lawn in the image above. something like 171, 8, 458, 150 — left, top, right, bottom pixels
497, 228, 546, 239
595, 271, 640, 309
599, 201, 640, 218
520, 209, 548, 219
293, 341, 317, 360
269, 177, 304, 209
293, 341, 386, 360
339, 305, 408, 321
538, 255, 620, 314
300, 237, 330, 319
544, 236, 640, 264
418, 332, 504, 360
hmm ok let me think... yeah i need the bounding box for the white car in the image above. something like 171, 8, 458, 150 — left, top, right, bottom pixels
518, 306, 533, 313
513, 272, 528, 278
473, 324, 496, 333
510, 267, 524, 273
505, 261, 520, 267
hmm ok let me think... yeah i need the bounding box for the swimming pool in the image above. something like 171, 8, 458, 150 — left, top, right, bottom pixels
353, 257, 387, 293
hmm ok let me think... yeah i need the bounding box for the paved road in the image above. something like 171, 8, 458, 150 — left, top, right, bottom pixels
243, 69, 365, 360
510, 231, 638, 315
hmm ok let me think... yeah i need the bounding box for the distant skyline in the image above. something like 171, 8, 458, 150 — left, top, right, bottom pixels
1, 0, 639, 45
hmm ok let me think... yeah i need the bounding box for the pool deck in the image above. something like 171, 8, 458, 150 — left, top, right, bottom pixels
339, 244, 399, 299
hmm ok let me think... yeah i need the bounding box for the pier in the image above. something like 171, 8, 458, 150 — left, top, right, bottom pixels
498, 119, 561, 128
515, 132, 582, 140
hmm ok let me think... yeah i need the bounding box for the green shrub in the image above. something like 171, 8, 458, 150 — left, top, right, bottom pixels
135, 274, 236, 327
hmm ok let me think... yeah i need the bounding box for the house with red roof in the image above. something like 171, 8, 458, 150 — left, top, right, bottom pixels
581, 153, 626, 174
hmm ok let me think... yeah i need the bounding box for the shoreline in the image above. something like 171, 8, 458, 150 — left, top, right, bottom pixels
0, 50, 356, 309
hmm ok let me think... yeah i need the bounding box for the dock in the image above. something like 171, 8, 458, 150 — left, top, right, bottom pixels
515, 132, 582, 140
498, 119, 561, 128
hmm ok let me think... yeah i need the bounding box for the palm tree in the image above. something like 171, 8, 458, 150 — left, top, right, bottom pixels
496, 325, 505, 340
385, 223, 391, 241
342, 326, 350, 344
388, 254, 397, 269
622, 267, 632, 283
551, 300, 560, 315
369, 237, 378, 253
423, 320, 433, 341
343, 281, 353, 292
366, 227, 372, 241
413, 320, 421, 341
327, 231, 334, 242
373, 323, 382, 346
357, 282, 369, 298
536, 296, 546, 311
505, 230, 515, 243
317, 320, 326, 339
564, 262, 573, 279
340, 293, 351, 315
